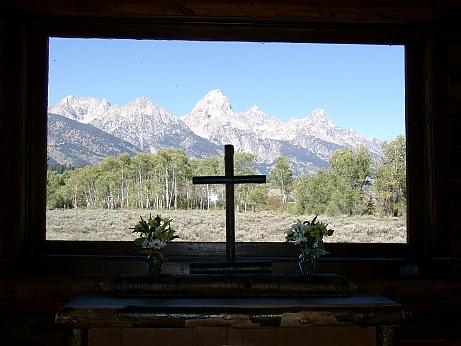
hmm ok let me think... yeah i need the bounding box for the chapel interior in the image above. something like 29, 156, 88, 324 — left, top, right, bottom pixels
1, 1, 461, 345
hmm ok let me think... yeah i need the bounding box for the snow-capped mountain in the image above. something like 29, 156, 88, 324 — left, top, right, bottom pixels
50, 95, 221, 158
182, 89, 381, 171
49, 95, 112, 124
182, 89, 287, 141
285, 108, 382, 158
182, 90, 326, 173
48, 90, 383, 173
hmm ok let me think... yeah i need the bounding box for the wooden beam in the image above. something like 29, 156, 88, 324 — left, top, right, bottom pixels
0, 0, 450, 22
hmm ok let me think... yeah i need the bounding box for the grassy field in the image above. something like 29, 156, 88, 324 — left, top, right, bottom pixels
46, 208, 406, 243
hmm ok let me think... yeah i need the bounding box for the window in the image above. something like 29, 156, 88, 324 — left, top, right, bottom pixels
22, 20, 418, 258
46, 38, 406, 247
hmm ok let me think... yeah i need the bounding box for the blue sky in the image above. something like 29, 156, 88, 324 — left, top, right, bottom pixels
49, 38, 405, 140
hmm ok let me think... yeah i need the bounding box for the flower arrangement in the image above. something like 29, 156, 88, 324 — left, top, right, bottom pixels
132, 214, 179, 275
132, 214, 179, 251
286, 215, 335, 275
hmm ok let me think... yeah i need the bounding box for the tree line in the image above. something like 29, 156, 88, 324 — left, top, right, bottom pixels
47, 134, 406, 217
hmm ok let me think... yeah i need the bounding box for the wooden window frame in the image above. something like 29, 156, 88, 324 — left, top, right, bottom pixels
20, 16, 434, 262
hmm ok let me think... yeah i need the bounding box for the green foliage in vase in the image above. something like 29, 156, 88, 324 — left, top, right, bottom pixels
132, 214, 179, 251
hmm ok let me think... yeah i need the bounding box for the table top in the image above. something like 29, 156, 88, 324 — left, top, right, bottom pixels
56, 294, 406, 329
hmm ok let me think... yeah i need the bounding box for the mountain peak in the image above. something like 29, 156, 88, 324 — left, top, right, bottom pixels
128, 96, 156, 107
49, 95, 111, 123
202, 89, 231, 106
63, 94, 77, 102
204, 88, 225, 98
59, 95, 110, 105
190, 89, 233, 117
249, 105, 261, 112
309, 108, 329, 121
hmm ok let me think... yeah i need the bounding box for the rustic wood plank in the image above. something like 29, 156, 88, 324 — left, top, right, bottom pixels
157, 328, 192, 346
405, 30, 429, 260
54, 294, 406, 337
310, 327, 328, 346
226, 327, 243, 346
326, 326, 348, 346
192, 327, 227, 346
347, 327, 376, 346
0, 17, 26, 258
0, 0, 448, 21
105, 327, 122, 346
42, 240, 407, 259
89, 328, 122, 346
120, 328, 156, 346
242, 328, 277, 346
88, 328, 103, 346
276, 327, 309, 346
113, 273, 351, 297
69, 328, 88, 346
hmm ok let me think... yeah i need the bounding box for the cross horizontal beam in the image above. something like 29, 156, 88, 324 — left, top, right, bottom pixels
192, 175, 266, 185
191, 144, 267, 262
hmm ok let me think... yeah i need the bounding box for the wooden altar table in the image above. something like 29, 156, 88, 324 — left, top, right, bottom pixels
55, 293, 406, 346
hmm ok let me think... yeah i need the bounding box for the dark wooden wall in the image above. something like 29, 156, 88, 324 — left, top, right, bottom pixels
0, 1, 461, 345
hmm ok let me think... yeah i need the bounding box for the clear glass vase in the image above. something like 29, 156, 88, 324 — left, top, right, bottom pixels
146, 250, 166, 275
298, 250, 316, 276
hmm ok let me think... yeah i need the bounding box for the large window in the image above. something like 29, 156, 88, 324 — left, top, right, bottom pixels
45, 38, 406, 245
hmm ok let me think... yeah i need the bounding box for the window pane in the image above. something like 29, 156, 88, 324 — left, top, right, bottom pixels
46, 38, 406, 243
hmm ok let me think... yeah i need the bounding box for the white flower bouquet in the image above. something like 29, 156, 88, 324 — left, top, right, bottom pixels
286, 215, 335, 275
132, 214, 179, 251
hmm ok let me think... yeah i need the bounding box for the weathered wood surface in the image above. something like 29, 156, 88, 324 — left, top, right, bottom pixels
43, 240, 407, 258
55, 294, 406, 329
112, 273, 352, 297
87, 326, 377, 346
0, 0, 457, 22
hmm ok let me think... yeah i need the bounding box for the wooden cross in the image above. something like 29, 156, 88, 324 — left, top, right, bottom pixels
192, 144, 266, 261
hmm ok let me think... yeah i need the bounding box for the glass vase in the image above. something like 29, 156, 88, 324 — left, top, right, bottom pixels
146, 250, 166, 275
298, 250, 316, 276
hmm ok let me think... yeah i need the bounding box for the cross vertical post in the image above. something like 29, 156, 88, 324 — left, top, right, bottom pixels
225, 145, 236, 261
192, 144, 266, 262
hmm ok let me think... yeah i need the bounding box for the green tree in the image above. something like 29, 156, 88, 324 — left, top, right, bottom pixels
329, 146, 372, 190
374, 135, 406, 216
191, 156, 224, 210
270, 156, 293, 203
234, 152, 266, 211
294, 170, 335, 215
97, 154, 131, 209
60, 167, 88, 208
154, 149, 191, 210
130, 152, 156, 209
235, 152, 257, 175
247, 184, 269, 211
328, 146, 372, 215
46, 170, 71, 208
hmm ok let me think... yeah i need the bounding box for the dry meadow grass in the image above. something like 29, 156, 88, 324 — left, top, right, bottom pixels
46, 208, 406, 243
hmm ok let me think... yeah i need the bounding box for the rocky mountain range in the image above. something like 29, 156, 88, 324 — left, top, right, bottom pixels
48, 89, 382, 174
47, 113, 140, 167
